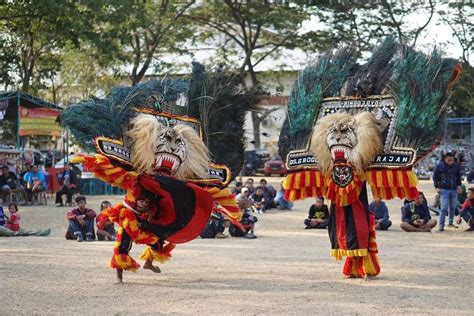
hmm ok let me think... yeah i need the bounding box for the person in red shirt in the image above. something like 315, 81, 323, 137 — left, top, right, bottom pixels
5, 203, 20, 231
65, 195, 96, 242
96, 200, 116, 241
456, 187, 474, 232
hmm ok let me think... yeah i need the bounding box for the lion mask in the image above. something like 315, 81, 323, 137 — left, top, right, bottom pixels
310, 111, 383, 175
127, 114, 210, 180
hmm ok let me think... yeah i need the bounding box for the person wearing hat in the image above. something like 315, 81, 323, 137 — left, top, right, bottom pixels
65, 195, 96, 241
55, 163, 79, 207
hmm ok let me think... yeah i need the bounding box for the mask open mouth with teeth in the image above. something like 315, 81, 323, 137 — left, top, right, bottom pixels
330, 145, 353, 162
153, 128, 187, 175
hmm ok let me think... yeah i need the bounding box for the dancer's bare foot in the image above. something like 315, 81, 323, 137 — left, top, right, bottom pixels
143, 260, 161, 273
364, 274, 374, 282
115, 269, 123, 284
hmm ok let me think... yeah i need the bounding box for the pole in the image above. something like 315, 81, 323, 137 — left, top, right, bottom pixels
471, 117, 474, 168
16, 92, 20, 149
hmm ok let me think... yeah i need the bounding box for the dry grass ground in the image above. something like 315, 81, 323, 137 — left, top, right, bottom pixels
1, 179, 472, 315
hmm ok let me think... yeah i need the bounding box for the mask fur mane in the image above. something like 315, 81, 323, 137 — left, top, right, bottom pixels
310, 111, 382, 175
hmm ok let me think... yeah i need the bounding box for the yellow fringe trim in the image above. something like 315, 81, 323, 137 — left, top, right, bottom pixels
140, 246, 171, 264
331, 248, 368, 260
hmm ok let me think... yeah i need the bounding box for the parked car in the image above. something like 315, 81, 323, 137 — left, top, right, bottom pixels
242, 149, 270, 176
264, 155, 287, 176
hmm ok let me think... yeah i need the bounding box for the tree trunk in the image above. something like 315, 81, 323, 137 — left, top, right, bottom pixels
251, 111, 261, 148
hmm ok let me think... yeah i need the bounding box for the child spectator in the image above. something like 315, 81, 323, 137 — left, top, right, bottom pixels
250, 186, 266, 213
229, 208, 257, 239
232, 182, 243, 196
244, 178, 255, 194
96, 200, 116, 241
65, 195, 96, 242
236, 187, 252, 210
369, 198, 392, 230
259, 179, 276, 210
5, 203, 20, 231
200, 212, 230, 239
276, 181, 293, 210
400, 193, 437, 232
305, 197, 329, 229
456, 187, 474, 232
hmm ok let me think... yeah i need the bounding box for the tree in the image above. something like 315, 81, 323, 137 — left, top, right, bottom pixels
437, 1, 473, 116
101, 0, 195, 86
187, 0, 325, 148
0, 0, 103, 93
313, 0, 436, 53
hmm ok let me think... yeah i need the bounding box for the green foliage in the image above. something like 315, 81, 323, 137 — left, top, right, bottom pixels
187, 63, 261, 178
0, 0, 106, 92
448, 63, 474, 116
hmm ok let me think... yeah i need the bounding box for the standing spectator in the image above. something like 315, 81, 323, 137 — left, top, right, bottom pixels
400, 193, 437, 232
0, 165, 27, 204
232, 182, 243, 196
276, 181, 293, 210
96, 200, 116, 241
55, 163, 78, 207
456, 187, 474, 231
65, 195, 96, 242
23, 165, 47, 204
369, 198, 392, 230
250, 186, 266, 213
433, 152, 462, 231
305, 197, 329, 229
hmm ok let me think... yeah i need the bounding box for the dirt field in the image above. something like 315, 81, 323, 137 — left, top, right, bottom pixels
1, 179, 473, 315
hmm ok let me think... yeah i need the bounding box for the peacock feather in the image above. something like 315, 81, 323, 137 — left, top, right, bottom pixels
278, 46, 357, 158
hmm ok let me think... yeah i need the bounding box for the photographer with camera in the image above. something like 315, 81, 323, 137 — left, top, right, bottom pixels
400, 192, 437, 232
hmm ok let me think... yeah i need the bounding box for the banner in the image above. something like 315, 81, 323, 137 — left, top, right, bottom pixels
0, 99, 8, 121
19, 106, 61, 137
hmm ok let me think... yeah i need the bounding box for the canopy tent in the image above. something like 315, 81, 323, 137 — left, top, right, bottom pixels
0, 91, 62, 147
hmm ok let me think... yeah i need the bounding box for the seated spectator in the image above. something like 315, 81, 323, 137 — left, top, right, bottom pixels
0, 205, 5, 226
96, 200, 116, 241
200, 212, 230, 239
304, 197, 329, 229
229, 208, 257, 239
400, 193, 437, 232
55, 163, 79, 207
0, 203, 50, 237
259, 179, 276, 210
244, 178, 255, 194
65, 195, 96, 242
236, 187, 252, 210
5, 203, 20, 232
369, 198, 392, 230
276, 181, 293, 210
456, 187, 474, 232
23, 165, 47, 204
232, 181, 243, 196
0, 165, 27, 204
250, 186, 266, 213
